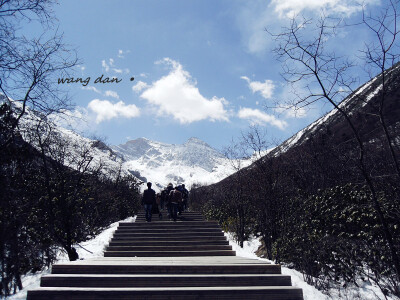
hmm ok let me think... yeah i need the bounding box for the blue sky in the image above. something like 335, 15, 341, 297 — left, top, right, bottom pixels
46, 0, 386, 151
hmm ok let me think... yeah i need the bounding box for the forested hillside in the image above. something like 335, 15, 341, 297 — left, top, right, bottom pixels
0, 102, 142, 296
191, 63, 400, 298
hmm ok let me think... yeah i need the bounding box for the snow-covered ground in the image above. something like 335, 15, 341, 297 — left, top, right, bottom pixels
7, 216, 393, 300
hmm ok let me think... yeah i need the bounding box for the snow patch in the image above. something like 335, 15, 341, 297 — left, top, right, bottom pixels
7, 216, 135, 300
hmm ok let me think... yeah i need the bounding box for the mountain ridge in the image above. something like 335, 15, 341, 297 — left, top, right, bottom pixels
111, 136, 243, 190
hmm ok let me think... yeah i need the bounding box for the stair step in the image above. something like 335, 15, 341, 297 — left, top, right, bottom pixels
111, 236, 227, 241
51, 263, 282, 274
40, 274, 292, 287
27, 211, 303, 299
28, 286, 304, 300
106, 245, 232, 251
108, 240, 230, 246
134, 219, 206, 221
116, 228, 223, 233
118, 224, 221, 230
136, 213, 204, 216
136, 216, 204, 218
112, 232, 225, 237
104, 250, 236, 257
136, 216, 204, 219
119, 221, 219, 227
136, 212, 203, 215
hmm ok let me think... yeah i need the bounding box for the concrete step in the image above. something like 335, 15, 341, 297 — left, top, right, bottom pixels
106, 245, 233, 251
135, 218, 205, 222
136, 214, 204, 217
75, 257, 271, 264
51, 263, 282, 274
40, 274, 292, 287
136, 215, 204, 219
116, 228, 223, 233
27, 210, 303, 300
111, 236, 228, 242
108, 240, 230, 246
104, 250, 236, 257
119, 221, 219, 227
28, 286, 304, 300
136, 213, 204, 217
136, 215, 204, 218
112, 232, 225, 237
118, 224, 221, 230
137, 214, 203, 217
137, 212, 203, 217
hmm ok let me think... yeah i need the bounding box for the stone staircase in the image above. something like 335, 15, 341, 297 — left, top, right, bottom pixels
27, 211, 303, 299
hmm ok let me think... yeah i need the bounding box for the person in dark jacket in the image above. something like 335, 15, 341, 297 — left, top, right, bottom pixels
142, 182, 156, 222
169, 187, 182, 222
165, 183, 174, 219
181, 184, 189, 211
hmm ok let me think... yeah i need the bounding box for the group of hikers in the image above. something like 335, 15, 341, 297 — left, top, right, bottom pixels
141, 182, 189, 222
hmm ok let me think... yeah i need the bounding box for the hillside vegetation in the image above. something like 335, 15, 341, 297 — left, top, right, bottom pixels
191, 63, 400, 298
0, 103, 142, 296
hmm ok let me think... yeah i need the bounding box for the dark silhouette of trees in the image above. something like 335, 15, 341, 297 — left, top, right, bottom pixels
0, 105, 141, 296
268, 4, 400, 287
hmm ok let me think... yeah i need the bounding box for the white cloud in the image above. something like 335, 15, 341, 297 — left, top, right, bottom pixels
271, 0, 379, 18
82, 86, 102, 94
88, 99, 140, 123
102, 57, 130, 74
112, 68, 130, 74
235, 0, 379, 54
102, 60, 110, 72
241, 76, 275, 99
117, 49, 130, 58
139, 58, 229, 124
238, 107, 288, 129
132, 81, 149, 93
104, 90, 120, 99
140, 73, 148, 78
235, 2, 278, 54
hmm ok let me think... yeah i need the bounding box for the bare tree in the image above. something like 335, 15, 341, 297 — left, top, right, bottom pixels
268, 10, 400, 284
360, 0, 400, 178
223, 139, 251, 248
0, 0, 78, 146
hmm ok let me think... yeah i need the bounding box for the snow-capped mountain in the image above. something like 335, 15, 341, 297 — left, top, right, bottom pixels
6, 102, 128, 180
112, 137, 249, 190
271, 62, 400, 156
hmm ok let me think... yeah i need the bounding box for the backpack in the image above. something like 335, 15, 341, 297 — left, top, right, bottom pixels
171, 189, 182, 203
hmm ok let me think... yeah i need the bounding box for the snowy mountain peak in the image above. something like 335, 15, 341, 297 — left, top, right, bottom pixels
185, 137, 210, 147
111, 137, 247, 190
